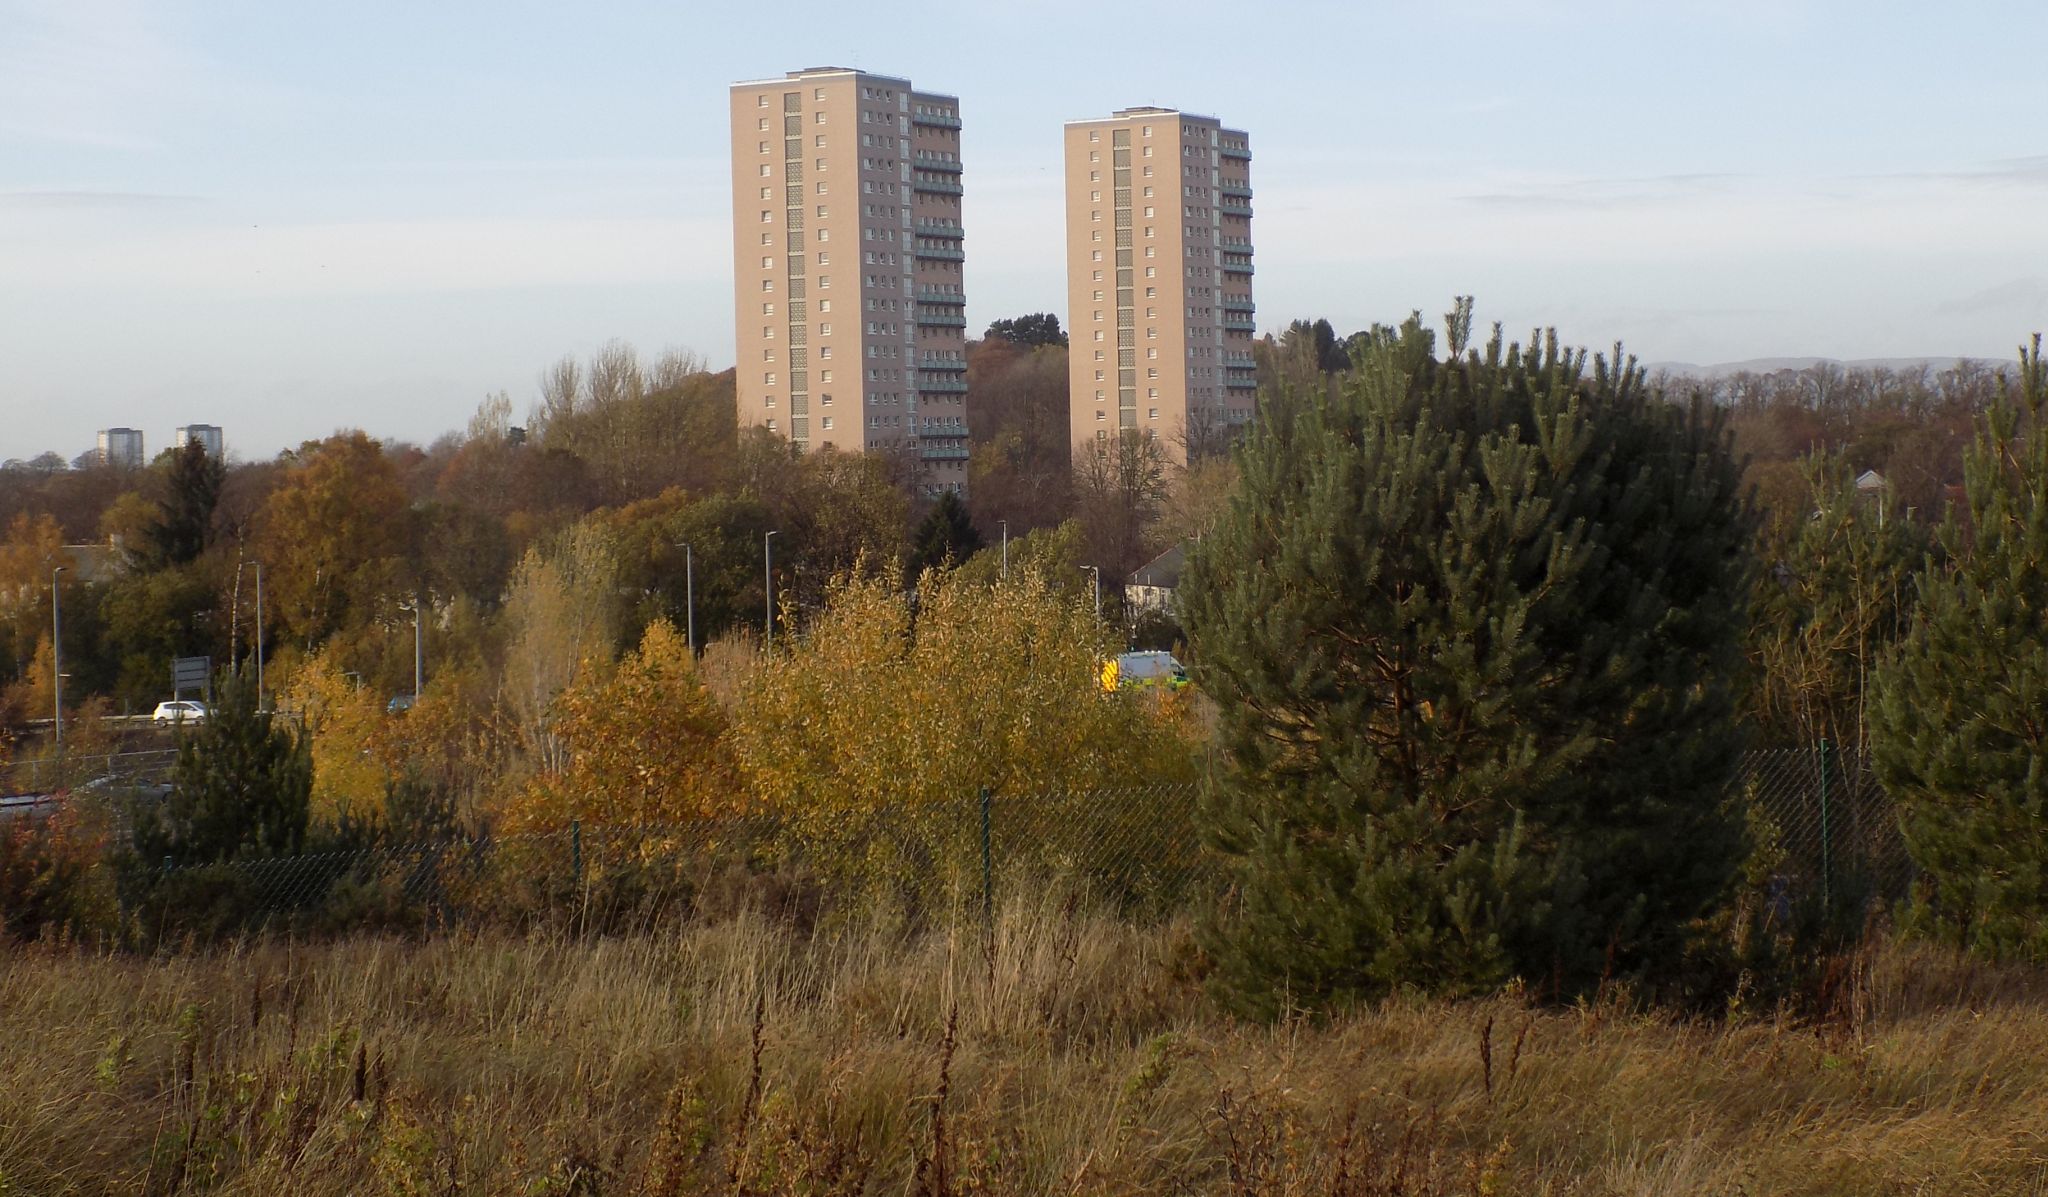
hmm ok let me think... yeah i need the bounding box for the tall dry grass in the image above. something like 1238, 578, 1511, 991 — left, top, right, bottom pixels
3, 893, 2047, 1195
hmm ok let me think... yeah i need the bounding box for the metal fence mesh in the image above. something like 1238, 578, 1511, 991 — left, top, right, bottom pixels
111, 748, 1905, 941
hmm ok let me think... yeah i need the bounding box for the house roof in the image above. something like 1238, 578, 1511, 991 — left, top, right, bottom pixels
1129, 543, 1188, 589
1855, 470, 1887, 491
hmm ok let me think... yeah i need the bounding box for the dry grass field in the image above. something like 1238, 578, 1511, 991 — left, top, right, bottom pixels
4, 896, 2047, 1195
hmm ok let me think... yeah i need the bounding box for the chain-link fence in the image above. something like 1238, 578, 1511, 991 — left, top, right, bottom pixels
1737, 743, 1910, 924
0, 749, 177, 804
104, 749, 1907, 945
127, 785, 1215, 943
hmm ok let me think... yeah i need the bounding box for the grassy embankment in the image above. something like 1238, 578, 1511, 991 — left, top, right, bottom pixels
3, 899, 2047, 1195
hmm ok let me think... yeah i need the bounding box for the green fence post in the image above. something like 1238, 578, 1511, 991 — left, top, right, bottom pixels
979, 787, 993, 938
1817, 738, 1832, 914
571, 819, 583, 885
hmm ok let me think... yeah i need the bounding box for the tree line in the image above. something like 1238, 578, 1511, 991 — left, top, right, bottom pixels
5, 306, 2045, 1003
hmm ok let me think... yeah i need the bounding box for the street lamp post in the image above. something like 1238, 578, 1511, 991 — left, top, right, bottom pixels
239, 561, 266, 709
411, 595, 424, 701
687, 545, 696, 655
51, 566, 65, 753
1081, 565, 1101, 620
763, 530, 780, 649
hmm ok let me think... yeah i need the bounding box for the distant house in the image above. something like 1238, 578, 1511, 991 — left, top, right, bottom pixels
60, 543, 126, 585
1125, 543, 1188, 616
1855, 469, 1887, 496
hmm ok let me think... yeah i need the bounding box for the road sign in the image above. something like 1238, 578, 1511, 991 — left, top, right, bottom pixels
172, 656, 211, 701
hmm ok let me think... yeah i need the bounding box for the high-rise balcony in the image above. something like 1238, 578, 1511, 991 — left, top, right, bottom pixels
919, 443, 971, 460
914, 243, 965, 261
1223, 351, 1257, 368
915, 288, 966, 305
914, 221, 965, 239
1219, 197, 1253, 216
919, 355, 968, 371
1219, 184, 1253, 200
1220, 144, 1252, 161
913, 153, 962, 173
1222, 297, 1256, 314
1222, 255, 1254, 275
912, 111, 962, 129
913, 176, 964, 195
1219, 236, 1253, 250
919, 377, 969, 394
916, 309, 968, 327
1223, 315, 1257, 332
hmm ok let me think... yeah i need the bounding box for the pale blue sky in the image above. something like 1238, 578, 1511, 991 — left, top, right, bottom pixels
3, 0, 2044, 460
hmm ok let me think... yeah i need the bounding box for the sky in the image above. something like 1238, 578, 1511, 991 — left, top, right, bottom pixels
3, 0, 2045, 461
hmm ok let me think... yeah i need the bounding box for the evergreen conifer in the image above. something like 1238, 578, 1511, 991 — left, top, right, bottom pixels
911, 491, 983, 578
136, 669, 312, 864
1870, 335, 2048, 961
1180, 303, 1753, 1016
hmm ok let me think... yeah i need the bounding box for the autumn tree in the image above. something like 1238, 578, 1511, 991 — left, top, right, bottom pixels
952, 520, 1089, 599
728, 565, 1197, 813
1071, 432, 1169, 586
967, 336, 1070, 534
257, 432, 412, 647
501, 521, 623, 774
514, 619, 736, 828
0, 513, 65, 693
530, 341, 735, 505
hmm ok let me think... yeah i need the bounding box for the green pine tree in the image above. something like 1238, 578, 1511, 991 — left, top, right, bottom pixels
1870, 335, 2048, 961
146, 437, 225, 568
910, 490, 983, 579
1180, 303, 1754, 1017
135, 669, 312, 864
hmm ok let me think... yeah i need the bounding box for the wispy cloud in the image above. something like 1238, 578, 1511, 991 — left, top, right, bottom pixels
1936, 277, 2048, 315
1458, 173, 1742, 210
4, 216, 732, 297
0, 189, 203, 209
1864, 155, 2048, 189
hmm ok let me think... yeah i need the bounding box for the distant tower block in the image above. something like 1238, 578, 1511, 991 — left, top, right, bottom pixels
96, 427, 145, 469
174, 424, 224, 460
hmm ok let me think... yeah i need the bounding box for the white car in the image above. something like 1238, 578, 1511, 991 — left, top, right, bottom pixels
152, 700, 208, 728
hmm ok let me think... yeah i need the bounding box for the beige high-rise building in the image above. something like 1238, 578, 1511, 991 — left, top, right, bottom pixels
729, 67, 970, 493
1063, 107, 1254, 466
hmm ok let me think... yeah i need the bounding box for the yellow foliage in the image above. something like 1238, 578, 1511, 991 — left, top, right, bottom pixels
728, 566, 1199, 813
282, 652, 389, 823
508, 619, 737, 829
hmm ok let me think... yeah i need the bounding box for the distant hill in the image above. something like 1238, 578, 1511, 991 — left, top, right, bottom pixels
1644, 356, 2008, 379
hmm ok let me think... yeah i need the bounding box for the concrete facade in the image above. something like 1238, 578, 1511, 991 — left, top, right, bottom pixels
96, 427, 144, 469
1063, 108, 1254, 467
173, 424, 224, 460
729, 67, 971, 494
